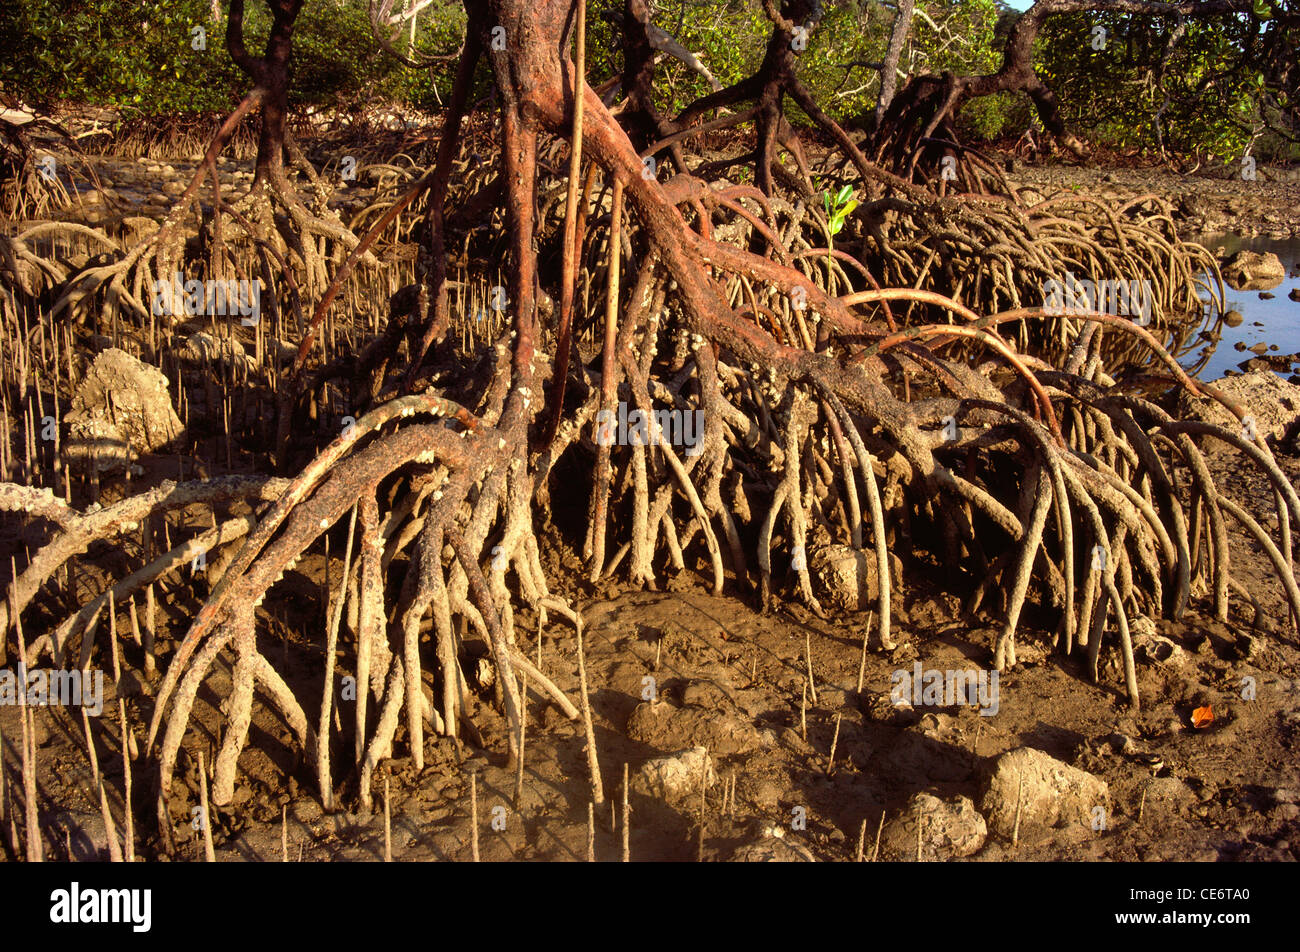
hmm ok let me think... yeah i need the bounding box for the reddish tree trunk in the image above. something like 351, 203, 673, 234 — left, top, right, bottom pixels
227, 0, 303, 188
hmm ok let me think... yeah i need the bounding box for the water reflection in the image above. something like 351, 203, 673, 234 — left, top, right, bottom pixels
1070, 234, 1300, 383
1183, 234, 1300, 382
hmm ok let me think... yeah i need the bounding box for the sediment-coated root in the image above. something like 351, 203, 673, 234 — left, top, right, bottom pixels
7, 0, 1296, 852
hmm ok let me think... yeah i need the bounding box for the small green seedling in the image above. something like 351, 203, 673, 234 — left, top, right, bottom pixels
823, 184, 858, 267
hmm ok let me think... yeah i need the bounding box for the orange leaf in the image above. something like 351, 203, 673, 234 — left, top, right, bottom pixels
1191, 705, 1214, 729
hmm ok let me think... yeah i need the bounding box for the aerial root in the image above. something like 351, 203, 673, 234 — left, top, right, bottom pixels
7, 43, 1293, 841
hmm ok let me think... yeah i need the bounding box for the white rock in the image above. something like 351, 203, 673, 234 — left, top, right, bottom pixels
1129, 614, 1185, 666
881, 792, 987, 859
979, 747, 1108, 839
63, 348, 182, 474
634, 746, 715, 801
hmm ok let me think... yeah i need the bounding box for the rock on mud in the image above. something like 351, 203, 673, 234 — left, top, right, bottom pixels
730, 826, 816, 862
625, 686, 762, 756
180, 331, 253, 371
978, 747, 1108, 839
1221, 250, 1285, 291
1129, 615, 1186, 667
810, 544, 877, 611
809, 543, 902, 611
63, 348, 183, 473
881, 792, 987, 860
115, 216, 160, 245
1176, 371, 1300, 443
1139, 776, 1196, 819
634, 747, 716, 801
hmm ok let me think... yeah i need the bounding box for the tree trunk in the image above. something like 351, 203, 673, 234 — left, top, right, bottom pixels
227, 0, 304, 190
873, 0, 915, 125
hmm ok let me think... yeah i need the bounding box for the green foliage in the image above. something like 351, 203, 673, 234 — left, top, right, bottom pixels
324, 1, 468, 111
0, 0, 245, 114
0, 0, 1288, 166
0, 0, 463, 117
958, 92, 1026, 141
1033, 12, 1258, 159
822, 181, 857, 266
791, 0, 889, 122
823, 183, 858, 235
287, 1, 392, 107
912, 0, 1001, 76
633, 0, 774, 119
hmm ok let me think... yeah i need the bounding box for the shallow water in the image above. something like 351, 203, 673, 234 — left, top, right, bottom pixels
1183, 234, 1300, 382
